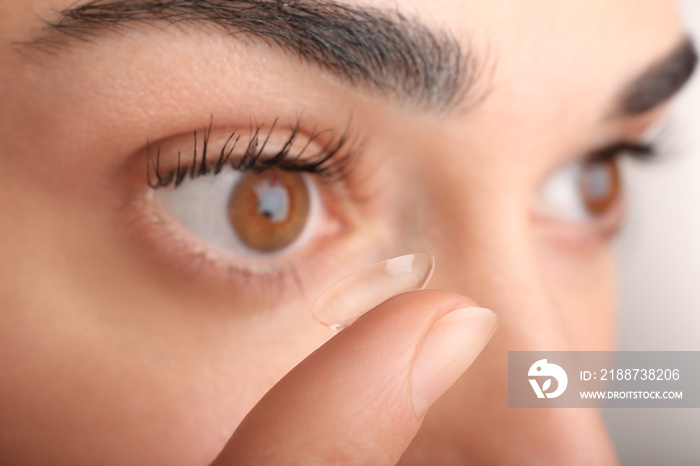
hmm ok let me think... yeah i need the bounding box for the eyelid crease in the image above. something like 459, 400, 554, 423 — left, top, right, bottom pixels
146, 115, 362, 190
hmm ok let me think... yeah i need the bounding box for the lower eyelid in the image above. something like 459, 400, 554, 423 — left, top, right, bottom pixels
123, 194, 321, 308
531, 195, 626, 245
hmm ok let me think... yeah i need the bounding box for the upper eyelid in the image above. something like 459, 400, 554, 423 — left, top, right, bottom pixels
146, 116, 362, 190
587, 117, 677, 164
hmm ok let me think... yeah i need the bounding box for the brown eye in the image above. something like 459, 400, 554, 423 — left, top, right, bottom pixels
579, 158, 621, 216
228, 168, 311, 252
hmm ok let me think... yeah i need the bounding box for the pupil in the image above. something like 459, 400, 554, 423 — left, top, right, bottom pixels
255, 181, 290, 223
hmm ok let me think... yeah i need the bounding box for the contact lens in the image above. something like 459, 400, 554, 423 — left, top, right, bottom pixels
312, 253, 435, 330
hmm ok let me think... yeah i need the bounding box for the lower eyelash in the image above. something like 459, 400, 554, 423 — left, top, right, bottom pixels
146, 116, 361, 190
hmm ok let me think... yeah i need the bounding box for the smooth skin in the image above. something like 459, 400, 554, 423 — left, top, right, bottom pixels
0, 0, 690, 464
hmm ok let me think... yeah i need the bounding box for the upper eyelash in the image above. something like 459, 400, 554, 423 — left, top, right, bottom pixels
590, 121, 680, 164
146, 116, 360, 189
589, 141, 657, 162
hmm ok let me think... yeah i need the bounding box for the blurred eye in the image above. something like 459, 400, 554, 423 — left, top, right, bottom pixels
534, 157, 622, 223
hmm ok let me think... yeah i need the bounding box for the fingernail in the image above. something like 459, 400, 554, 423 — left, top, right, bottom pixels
312, 253, 435, 330
410, 307, 498, 417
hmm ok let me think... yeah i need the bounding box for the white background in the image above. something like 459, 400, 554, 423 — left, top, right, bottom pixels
605, 1, 700, 463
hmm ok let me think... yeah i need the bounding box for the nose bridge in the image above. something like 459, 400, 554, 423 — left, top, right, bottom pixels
429, 190, 574, 352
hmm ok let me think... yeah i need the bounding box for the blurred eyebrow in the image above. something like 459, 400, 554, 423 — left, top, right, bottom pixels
25, 0, 487, 112
617, 37, 697, 116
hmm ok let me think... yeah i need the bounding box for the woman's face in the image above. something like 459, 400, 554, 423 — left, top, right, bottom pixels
0, 0, 695, 464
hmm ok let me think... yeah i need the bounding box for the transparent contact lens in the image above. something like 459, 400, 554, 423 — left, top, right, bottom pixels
312, 253, 435, 330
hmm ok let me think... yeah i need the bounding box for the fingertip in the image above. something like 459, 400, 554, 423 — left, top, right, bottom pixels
410, 305, 498, 416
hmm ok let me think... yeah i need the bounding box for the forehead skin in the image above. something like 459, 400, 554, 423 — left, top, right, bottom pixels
0, 0, 684, 164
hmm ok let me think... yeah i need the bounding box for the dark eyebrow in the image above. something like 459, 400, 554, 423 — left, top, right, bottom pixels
617, 37, 697, 116
25, 0, 488, 113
